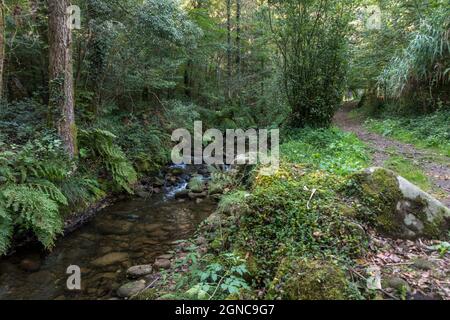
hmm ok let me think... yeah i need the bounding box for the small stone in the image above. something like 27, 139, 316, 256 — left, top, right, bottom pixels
136, 191, 151, 198
157, 254, 173, 260
127, 265, 153, 278
117, 280, 146, 298
413, 258, 435, 271
153, 259, 171, 270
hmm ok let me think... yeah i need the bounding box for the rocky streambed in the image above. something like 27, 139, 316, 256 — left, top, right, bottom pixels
0, 165, 218, 300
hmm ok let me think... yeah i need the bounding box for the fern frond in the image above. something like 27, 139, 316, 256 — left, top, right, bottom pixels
26, 179, 69, 206
2, 185, 63, 249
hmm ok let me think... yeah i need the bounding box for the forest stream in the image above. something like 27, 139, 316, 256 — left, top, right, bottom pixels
0, 171, 215, 300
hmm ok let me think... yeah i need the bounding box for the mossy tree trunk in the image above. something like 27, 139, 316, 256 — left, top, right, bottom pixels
48, 0, 77, 158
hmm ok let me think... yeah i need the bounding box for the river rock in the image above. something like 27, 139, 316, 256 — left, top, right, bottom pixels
352, 167, 450, 239
153, 259, 171, 270
142, 223, 163, 233
157, 254, 173, 260
97, 220, 133, 235
127, 265, 153, 278
117, 280, 146, 298
188, 191, 207, 200
91, 252, 128, 267
175, 190, 190, 199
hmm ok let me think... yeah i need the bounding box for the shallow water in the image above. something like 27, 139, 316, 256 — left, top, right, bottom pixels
0, 194, 215, 300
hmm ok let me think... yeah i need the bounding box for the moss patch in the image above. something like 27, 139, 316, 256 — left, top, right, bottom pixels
267, 257, 353, 300
348, 168, 404, 235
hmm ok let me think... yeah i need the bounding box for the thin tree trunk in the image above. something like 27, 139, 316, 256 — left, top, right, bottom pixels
226, 0, 232, 101
235, 0, 241, 104
48, 0, 77, 158
0, 0, 5, 100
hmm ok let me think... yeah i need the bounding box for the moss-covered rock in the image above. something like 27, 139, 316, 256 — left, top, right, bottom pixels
267, 258, 353, 300
349, 167, 450, 239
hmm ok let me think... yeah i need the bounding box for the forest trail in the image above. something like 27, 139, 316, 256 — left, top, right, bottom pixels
334, 104, 450, 207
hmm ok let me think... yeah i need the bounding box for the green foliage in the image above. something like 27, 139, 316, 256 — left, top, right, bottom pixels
379, 7, 449, 99
173, 248, 250, 300
384, 156, 432, 191
79, 129, 137, 193
217, 191, 250, 216
1, 184, 63, 249
208, 166, 243, 196
365, 110, 450, 156
267, 257, 356, 300
233, 164, 368, 286
188, 175, 205, 193
95, 113, 171, 174
281, 127, 370, 175
269, 0, 353, 127
0, 99, 48, 144
0, 137, 66, 254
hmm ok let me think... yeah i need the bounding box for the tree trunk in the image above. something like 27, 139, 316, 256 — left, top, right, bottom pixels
0, 0, 5, 100
226, 0, 232, 101
235, 0, 241, 103
48, 0, 77, 158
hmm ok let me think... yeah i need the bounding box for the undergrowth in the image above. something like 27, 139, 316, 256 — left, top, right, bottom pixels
364, 110, 450, 157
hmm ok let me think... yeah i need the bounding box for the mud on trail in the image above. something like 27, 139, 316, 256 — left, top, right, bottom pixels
334, 104, 450, 207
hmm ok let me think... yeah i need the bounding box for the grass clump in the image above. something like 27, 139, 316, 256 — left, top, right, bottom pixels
281, 127, 370, 176
384, 156, 432, 191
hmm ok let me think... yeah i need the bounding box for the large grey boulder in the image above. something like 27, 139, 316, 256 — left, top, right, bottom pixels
351, 167, 450, 239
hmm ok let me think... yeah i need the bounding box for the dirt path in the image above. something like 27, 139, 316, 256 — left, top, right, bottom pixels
334, 105, 450, 207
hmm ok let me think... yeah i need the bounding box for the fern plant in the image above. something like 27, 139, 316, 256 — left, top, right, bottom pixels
0, 136, 105, 255
79, 129, 137, 193
0, 143, 67, 254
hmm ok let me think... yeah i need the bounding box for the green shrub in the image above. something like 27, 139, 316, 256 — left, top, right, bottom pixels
79, 129, 138, 193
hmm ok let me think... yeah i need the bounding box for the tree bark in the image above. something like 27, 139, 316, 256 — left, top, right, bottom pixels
226, 0, 232, 101
48, 0, 77, 158
235, 0, 241, 103
0, 0, 5, 100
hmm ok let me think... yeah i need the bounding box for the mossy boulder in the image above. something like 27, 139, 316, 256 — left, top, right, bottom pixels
350, 167, 450, 239
267, 258, 352, 300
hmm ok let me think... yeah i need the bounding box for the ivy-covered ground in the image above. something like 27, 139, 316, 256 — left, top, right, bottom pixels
135, 127, 450, 301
